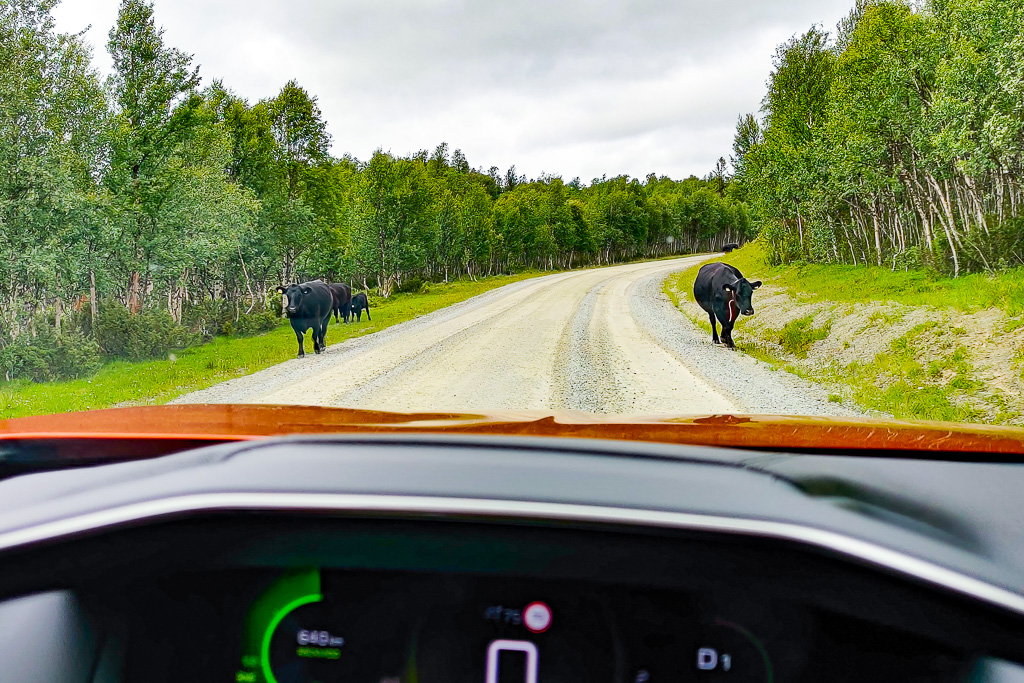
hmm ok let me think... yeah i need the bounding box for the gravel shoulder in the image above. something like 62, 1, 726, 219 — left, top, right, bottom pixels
173, 256, 862, 417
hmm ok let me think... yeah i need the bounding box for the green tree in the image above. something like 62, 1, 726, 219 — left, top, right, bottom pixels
106, 0, 202, 311
353, 151, 432, 297
0, 0, 108, 337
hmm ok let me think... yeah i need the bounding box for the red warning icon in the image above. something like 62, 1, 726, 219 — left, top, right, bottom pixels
523, 602, 552, 633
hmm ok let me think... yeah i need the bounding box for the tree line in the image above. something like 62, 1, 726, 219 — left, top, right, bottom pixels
733, 0, 1024, 275
0, 0, 750, 381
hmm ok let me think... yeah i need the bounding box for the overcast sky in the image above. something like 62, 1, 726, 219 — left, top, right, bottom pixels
52, 0, 853, 182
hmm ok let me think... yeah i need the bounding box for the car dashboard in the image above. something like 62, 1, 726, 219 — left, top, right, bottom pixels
0, 433, 1023, 682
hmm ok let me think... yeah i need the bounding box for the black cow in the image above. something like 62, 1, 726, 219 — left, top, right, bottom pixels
275, 281, 333, 357
693, 262, 761, 349
721, 243, 740, 253
329, 283, 352, 323
349, 292, 371, 322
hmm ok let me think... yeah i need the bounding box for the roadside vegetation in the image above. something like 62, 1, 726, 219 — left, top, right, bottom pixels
666, 241, 1024, 424
0, 272, 545, 419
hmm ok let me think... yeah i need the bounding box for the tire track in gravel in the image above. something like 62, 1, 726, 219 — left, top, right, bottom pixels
325, 270, 596, 410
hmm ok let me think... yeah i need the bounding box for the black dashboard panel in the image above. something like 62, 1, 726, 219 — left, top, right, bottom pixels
113, 566, 967, 683
0, 435, 1023, 682
0, 513, 1012, 683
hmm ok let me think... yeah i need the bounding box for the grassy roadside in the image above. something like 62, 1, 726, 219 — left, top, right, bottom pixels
667, 241, 1024, 314
0, 272, 548, 420
664, 242, 1024, 424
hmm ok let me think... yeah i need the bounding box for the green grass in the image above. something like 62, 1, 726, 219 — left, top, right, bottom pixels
666, 239, 1024, 314
0, 272, 547, 420
777, 316, 832, 359
830, 322, 985, 422
735, 341, 783, 367
767, 320, 990, 422
865, 309, 905, 327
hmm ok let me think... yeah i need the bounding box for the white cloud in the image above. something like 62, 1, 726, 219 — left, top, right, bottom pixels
52, 0, 854, 180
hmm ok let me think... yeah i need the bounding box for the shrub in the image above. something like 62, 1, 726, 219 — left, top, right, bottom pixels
182, 299, 234, 340
95, 303, 198, 360
233, 310, 281, 336
0, 325, 101, 383
182, 300, 280, 338
395, 277, 426, 294
961, 217, 1024, 273
893, 246, 923, 271
51, 330, 102, 380
0, 336, 53, 382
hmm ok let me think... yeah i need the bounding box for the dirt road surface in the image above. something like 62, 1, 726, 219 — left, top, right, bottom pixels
173, 256, 860, 416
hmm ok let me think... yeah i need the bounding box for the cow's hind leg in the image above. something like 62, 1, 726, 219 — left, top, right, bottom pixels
313, 320, 324, 354
319, 314, 332, 352
708, 311, 720, 344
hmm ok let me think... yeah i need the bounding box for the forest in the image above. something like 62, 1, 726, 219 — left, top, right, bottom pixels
0, 0, 751, 381
733, 0, 1024, 275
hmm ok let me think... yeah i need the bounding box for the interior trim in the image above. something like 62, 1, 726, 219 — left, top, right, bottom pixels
1, 492, 1022, 616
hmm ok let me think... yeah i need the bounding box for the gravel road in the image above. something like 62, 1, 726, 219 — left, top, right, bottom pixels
173, 255, 861, 416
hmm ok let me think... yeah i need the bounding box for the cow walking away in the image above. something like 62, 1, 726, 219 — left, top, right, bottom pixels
329, 283, 352, 323
721, 242, 740, 253
276, 281, 334, 357
350, 292, 371, 322
693, 262, 761, 349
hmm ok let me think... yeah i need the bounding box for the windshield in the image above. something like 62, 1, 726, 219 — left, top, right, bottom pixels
1, 0, 1021, 431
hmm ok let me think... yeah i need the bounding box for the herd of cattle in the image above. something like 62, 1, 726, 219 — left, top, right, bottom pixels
276, 252, 759, 358
275, 281, 371, 357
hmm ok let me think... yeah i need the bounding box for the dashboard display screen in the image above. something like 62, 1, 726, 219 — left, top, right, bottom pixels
225, 568, 775, 683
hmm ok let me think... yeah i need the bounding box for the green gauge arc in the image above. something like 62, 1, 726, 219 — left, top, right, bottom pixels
261, 593, 324, 683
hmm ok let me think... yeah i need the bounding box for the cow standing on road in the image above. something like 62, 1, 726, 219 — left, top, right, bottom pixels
329, 283, 352, 323
276, 281, 334, 357
693, 262, 761, 349
350, 292, 371, 322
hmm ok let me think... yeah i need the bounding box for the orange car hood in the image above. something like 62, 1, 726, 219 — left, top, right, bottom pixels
3, 404, 1024, 462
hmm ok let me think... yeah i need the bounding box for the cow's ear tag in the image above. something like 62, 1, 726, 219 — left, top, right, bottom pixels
751, 280, 762, 289
722, 283, 734, 292
302, 287, 312, 294
276, 286, 286, 294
